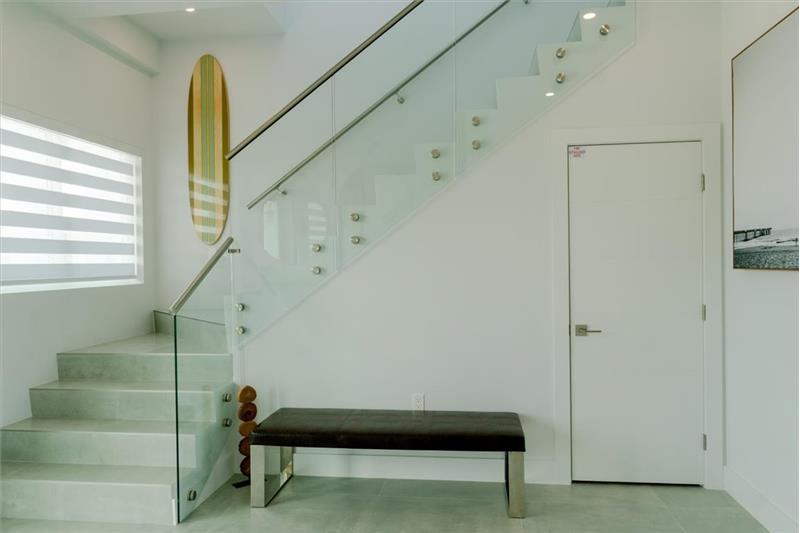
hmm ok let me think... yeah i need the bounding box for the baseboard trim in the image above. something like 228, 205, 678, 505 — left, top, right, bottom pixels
293, 449, 565, 484
724, 466, 798, 533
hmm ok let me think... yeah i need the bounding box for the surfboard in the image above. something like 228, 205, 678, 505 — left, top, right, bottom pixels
188, 54, 229, 245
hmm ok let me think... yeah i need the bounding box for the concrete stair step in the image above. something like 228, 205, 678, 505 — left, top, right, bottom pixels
0, 462, 187, 524
29, 380, 234, 422
58, 333, 231, 383
0, 418, 213, 468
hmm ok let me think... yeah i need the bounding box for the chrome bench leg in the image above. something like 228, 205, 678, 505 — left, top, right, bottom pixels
505, 451, 525, 518
251, 444, 267, 507
251, 445, 294, 508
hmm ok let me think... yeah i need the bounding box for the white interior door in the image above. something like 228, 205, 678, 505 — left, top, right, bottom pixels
569, 141, 704, 485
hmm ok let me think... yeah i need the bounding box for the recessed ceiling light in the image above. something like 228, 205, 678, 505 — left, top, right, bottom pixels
185, 7, 196, 13
582, 12, 596, 20
545, 92, 555, 97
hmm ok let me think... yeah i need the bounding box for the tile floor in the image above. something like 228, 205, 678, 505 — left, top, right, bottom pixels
0, 476, 768, 533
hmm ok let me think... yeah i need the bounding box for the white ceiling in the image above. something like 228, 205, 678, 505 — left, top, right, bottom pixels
33, 1, 288, 41
127, 5, 286, 41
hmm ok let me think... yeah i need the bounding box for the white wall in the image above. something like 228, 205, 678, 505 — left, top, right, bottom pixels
153, 2, 404, 307
228, 1, 724, 483
0, 4, 157, 425
719, 3, 799, 532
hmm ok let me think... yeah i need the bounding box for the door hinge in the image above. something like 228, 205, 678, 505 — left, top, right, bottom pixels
700, 173, 706, 192
702, 433, 707, 451
701, 304, 707, 321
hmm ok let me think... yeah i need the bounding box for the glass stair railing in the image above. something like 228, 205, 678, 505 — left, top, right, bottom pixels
227, 0, 636, 345
170, 0, 635, 522
168, 239, 237, 521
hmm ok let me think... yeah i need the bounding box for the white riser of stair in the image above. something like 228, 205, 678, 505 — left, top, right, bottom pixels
495, 74, 553, 133
0, 462, 181, 525
372, 173, 429, 214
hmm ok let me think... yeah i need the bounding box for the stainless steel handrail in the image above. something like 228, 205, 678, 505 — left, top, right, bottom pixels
169, 236, 234, 314
225, 0, 425, 161
246, 0, 511, 210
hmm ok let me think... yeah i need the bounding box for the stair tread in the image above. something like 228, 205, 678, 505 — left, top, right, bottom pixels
2, 418, 209, 435
60, 333, 228, 357
31, 380, 227, 392
0, 462, 192, 485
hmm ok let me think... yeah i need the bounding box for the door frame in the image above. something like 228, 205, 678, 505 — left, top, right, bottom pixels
551, 124, 723, 488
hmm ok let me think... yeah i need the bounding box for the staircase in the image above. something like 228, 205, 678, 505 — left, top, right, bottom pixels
232, 0, 636, 342
1, 0, 635, 526
0, 315, 235, 525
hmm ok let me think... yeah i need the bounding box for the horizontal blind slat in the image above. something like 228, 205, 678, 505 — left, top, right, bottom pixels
1, 157, 134, 196
0, 211, 134, 235
1, 184, 134, 217
1, 171, 135, 205
0, 198, 135, 224
0, 263, 136, 283
0, 145, 135, 185
0, 238, 135, 255
0, 253, 136, 265
0, 225, 135, 243
1, 130, 135, 175
1, 115, 137, 164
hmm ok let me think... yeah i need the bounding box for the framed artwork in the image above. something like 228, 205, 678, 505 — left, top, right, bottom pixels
732, 9, 798, 270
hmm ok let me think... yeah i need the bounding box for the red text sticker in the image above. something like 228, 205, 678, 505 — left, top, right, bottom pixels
569, 146, 586, 158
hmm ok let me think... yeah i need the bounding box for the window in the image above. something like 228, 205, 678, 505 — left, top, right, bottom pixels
0, 115, 142, 293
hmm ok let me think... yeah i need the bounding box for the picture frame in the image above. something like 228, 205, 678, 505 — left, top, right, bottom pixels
731, 8, 799, 270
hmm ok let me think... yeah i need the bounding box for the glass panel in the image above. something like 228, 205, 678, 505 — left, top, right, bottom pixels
231, 147, 337, 343
330, 1, 458, 132
229, 0, 636, 341
173, 253, 235, 521
332, 3, 456, 267
333, 47, 456, 267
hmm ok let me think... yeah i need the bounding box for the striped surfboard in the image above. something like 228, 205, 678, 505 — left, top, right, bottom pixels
188, 54, 229, 245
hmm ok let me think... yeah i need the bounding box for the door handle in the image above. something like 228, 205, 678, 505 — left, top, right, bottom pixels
575, 324, 602, 336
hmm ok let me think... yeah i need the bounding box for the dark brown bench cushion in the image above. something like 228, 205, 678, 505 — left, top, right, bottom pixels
251, 408, 525, 452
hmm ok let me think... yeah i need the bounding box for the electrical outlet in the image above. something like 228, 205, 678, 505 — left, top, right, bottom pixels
412, 393, 425, 412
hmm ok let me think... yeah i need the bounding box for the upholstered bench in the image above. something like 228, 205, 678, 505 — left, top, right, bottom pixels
249, 408, 526, 518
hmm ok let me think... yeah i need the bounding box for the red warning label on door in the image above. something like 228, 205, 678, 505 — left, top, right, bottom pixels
569, 146, 586, 158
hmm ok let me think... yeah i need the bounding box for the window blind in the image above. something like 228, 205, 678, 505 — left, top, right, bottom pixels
0, 115, 142, 292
